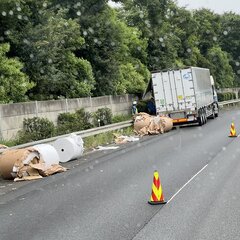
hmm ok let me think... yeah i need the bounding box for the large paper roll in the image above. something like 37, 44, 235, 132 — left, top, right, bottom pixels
0, 148, 39, 180
52, 134, 84, 163
33, 144, 60, 167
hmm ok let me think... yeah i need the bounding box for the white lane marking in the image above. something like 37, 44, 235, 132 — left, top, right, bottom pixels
167, 164, 208, 204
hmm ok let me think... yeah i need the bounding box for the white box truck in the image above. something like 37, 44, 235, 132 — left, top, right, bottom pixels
151, 67, 219, 125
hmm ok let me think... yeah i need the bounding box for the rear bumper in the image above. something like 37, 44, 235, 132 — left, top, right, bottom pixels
173, 118, 188, 123
173, 117, 197, 125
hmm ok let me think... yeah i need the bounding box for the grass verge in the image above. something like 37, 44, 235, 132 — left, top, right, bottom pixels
83, 127, 134, 151
0, 127, 135, 151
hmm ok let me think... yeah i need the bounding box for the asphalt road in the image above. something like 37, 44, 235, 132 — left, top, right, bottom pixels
0, 107, 240, 240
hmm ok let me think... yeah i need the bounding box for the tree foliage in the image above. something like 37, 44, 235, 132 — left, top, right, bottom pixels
0, 0, 239, 103
0, 43, 33, 103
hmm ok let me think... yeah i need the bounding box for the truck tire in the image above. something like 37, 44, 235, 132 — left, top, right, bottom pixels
214, 103, 219, 118
198, 110, 203, 126
203, 110, 207, 124
204, 114, 207, 124
211, 106, 215, 119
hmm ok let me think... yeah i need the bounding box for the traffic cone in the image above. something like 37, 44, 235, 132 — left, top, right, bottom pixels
148, 170, 166, 205
229, 122, 237, 137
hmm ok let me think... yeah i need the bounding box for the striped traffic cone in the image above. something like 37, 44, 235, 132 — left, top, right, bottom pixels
148, 170, 166, 205
229, 122, 237, 137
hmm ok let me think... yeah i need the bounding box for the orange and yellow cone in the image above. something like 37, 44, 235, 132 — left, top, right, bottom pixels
229, 122, 237, 137
148, 170, 166, 205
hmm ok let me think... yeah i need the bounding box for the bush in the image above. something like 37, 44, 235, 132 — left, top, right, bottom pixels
217, 93, 224, 101
56, 108, 93, 135
75, 109, 93, 129
137, 100, 148, 113
226, 92, 235, 100
57, 112, 76, 125
93, 108, 112, 127
112, 114, 132, 123
16, 117, 55, 144
217, 92, 236, 101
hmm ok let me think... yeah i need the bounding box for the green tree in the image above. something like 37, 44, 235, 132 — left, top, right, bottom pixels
206, 46, 234, 88
57, 0, 150, 96
193, 9, 222, 55
9, 9, 95, 99
120, 0, 182, 70
0, 43, 33, 103
219, 13, 240, 86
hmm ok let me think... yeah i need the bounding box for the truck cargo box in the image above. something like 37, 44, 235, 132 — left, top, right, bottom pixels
151, 67, 218, 125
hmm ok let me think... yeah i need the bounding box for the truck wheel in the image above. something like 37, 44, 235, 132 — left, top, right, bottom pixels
214, 104, 219, 118
211, 106, 215, 119
203, 112, 207, 124
198, 111, 203, 126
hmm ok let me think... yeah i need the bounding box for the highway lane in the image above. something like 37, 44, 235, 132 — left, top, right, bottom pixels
133, 125, 240, 240
0, 107, 239, 240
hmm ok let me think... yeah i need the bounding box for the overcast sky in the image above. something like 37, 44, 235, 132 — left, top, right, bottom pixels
176, 0, 240, 14
109, 1, 240, 14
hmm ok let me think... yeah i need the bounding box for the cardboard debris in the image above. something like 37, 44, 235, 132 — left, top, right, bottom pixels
0, 147, 67, 181
115, 135, 139, 144
42, 164, 67, 176
0, 144, 8, 149
0, 144, 8, 154
134, 113, 152, 133
30, 163, 67, 177
160, 116, 173, 132
12, 148, 41, 179
148, 116, 164, 134
14, 175, 43, 182
134, 112, 173, 136
96, 146, 120, 151
0, 148, 39, 180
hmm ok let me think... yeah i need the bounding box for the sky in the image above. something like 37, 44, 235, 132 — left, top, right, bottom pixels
175, 0, 240, 14
109, 0, 240, 14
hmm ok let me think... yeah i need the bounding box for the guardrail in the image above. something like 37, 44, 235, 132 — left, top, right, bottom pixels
12, 120, 133, 149
218, 99, 240, 107
11, 99, 240, 149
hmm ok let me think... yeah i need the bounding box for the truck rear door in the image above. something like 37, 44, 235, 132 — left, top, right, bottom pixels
161, 71, 174, 111
179, 68, 196, 111
152, 68, 197, 115
172, 70, 186, 111
152, 72, 167, 113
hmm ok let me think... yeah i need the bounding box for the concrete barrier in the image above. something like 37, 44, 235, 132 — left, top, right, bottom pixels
0, 94, 135, 140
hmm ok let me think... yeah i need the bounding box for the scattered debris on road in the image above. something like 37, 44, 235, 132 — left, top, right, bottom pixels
134, 113, 173, 136
95, 146, 120, 151
114, 135, 140, 144
0, 147, 67, 181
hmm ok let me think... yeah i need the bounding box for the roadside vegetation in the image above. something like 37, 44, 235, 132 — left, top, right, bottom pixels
84, 127, 134, 151
0, 108, 133, 149
1, 0, 240, 147
0, 0, 240, 104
